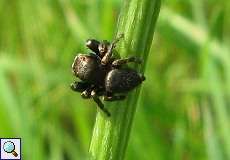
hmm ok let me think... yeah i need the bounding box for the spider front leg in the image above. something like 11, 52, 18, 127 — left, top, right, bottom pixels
101, 34, 124, 65
112, 57, 142, 67
91, 90, 111, 116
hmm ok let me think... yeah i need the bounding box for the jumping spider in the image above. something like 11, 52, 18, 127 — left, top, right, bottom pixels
71, 34, 145, 116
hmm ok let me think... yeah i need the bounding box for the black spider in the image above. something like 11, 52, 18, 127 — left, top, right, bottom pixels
70, 34, 145, 116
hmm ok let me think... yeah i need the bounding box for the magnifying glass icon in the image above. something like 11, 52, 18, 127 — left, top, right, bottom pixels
3, 141, 18, 157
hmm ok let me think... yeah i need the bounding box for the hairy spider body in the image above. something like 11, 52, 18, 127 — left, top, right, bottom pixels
105, 69, 145, 93
72, 54, 106, 85
71, 34, 145, 116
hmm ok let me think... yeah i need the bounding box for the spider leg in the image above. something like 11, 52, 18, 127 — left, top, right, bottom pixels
103, 92, 126, 101
111, 33, 124, 46
70, 81, 93, 99
91, 90, 111, 116
70, 81, 90, 92
80, 89, 91, 99
101, 34, 124, 65
112, 57, 142, 67
103, 95, 126, 101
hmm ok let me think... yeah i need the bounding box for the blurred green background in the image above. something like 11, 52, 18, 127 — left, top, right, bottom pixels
0, 0, 229, 159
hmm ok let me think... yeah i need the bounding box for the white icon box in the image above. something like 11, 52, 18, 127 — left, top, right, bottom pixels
0, 138, 21, 160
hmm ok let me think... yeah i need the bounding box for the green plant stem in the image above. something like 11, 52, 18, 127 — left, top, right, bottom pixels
89, 0, 161, 159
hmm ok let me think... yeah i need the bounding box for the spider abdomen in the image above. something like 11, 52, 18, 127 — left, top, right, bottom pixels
105, 69, 145, 93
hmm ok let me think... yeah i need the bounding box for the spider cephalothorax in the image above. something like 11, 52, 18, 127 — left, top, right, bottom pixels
71, 34, 145, 116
